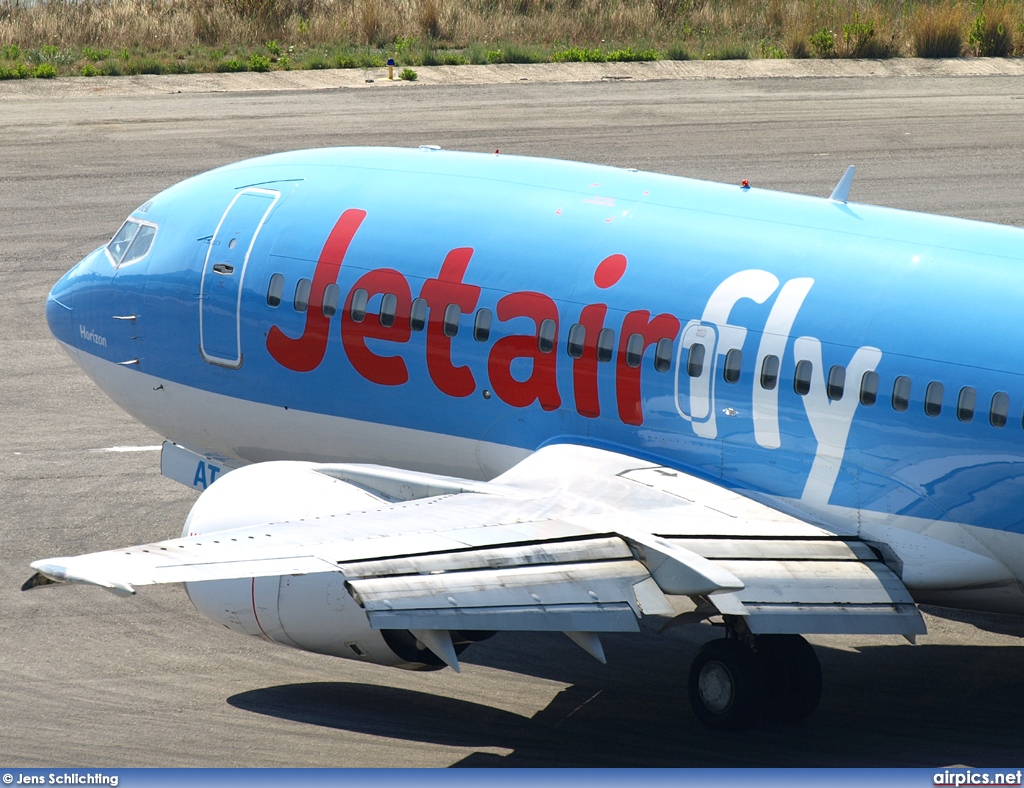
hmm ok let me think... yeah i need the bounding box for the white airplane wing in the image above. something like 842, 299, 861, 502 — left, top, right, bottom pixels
25, 444, 925, 638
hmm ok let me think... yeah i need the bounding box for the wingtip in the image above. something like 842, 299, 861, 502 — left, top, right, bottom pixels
27, 561, 137, 597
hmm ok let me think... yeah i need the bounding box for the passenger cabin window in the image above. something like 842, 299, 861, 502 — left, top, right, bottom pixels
596, 328, 614, 363
860, 371, 878, 406
294, 279, 311, 313
686, 343, 706, 378
474, 309, 492, 341
827, 365, 846, 401
443, 304, 461, 337
924, 381, 944, 417
349, 288, 368, 322
793, 360, 812, 396
409, 298, 427, 332
990, 391, 1010, 428
723, 348, 742, 384
567, 323, 585, 359
760, 355, 780, 390
892, 376, 911, 412
538, 319, 557, 354
654, 338, 673, 373
625, 333, 644, 368
266, 273, 284, 307
957, 387, 977, 423
379, 293, 398, 327
106, 218, 158, 267
322, 283, 340, 318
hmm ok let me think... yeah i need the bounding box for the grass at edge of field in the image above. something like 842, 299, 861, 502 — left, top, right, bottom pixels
1, 0, 1023, 80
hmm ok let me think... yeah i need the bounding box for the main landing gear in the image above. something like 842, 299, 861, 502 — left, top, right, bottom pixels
688, 629, 822, 730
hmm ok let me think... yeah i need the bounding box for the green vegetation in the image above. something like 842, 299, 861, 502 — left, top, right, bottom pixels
842, 13, 895, 58
248, 53, 272, 71
968, 4, 1016, 55
0, 61, 30, 79
705, 41, 749, 60
0, 0, 1021, 80
480, 46, 543, 64
609, 47, 658, 61
398, 66, 418, 80
808, 27, 836, 58
549, 46, 657, 62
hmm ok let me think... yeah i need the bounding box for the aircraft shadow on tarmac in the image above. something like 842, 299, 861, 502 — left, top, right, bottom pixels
228, 630, 1024, 767
922, 604, 1024, 638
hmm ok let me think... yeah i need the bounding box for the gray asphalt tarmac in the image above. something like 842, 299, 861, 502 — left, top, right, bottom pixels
2, 70, 1024, 767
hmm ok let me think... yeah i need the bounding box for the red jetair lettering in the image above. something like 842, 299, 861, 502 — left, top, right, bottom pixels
266, 211, 673, 426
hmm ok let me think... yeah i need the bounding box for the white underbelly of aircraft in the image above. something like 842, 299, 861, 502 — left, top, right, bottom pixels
68, 344, 530, 480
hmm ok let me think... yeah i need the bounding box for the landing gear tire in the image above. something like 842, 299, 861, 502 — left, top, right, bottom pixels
688, 638, 764, 731
756, 634, 822, 723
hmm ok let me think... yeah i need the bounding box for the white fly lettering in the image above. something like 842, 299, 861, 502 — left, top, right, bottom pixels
675, 269, 881, 505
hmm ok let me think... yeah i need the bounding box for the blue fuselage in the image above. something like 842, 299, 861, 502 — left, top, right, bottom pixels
47, 147, 1024, 540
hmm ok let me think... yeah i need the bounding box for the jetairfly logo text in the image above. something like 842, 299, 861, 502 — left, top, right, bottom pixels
265, 209, 880, 504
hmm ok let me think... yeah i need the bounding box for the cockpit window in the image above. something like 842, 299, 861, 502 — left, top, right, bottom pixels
122, 223, 156, 265
107, 221, 138, 262
106, 218, 158, 267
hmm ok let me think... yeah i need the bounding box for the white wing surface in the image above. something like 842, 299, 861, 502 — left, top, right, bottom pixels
26, 445, 925, 636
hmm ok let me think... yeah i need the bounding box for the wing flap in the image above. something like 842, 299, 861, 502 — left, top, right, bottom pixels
368, 603, 640, 632
673, 538, 877, 561
740, 603, 925, 635
348, 560, 653, 611
718, 559, 910, 605
663, 536, 925, 635
337, 535, 632, 578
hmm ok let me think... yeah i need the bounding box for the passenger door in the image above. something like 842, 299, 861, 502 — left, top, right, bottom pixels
199, 188, 280, 367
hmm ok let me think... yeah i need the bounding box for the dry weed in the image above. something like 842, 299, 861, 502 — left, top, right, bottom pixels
419, 0, 445, 39
786, 28, 809, 57
1, 0, 1023, 73
358, 0, 399, 47
911, 4, 964, 58
766, 0, 786, 36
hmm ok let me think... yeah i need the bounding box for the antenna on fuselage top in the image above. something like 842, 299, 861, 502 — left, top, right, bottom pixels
829, 165, 856, 203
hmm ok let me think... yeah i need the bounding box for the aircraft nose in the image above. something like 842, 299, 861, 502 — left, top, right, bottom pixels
46, 265, 78, 349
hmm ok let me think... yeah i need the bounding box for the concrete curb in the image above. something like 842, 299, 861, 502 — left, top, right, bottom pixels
3, 57, 1024, 98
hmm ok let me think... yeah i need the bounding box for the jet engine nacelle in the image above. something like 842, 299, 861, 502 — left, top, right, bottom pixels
181, 460, 452, 670
184, 573, 450, 669
181, 459, 388, 539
